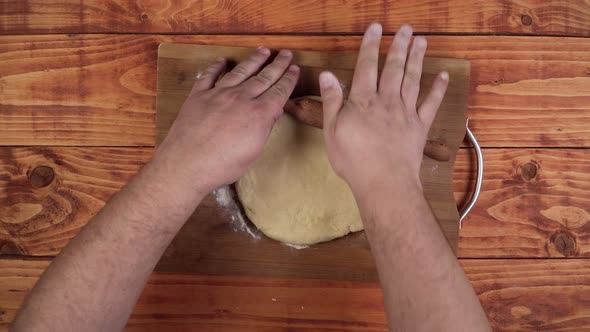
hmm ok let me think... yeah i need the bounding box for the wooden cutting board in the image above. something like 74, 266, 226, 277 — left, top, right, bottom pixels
155, 44, 470, 282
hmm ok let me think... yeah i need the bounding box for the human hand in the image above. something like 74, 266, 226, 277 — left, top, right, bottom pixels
155, 48, 300, 193
319, 23, 449, 197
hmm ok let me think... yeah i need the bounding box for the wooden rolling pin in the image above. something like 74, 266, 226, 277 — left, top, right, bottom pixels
284, 97, 450, 162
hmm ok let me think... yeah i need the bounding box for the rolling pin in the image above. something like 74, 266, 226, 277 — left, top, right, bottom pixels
284, 97, 451, 162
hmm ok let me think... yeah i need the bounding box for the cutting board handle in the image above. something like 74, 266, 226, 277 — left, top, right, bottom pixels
459, 119, 483, 229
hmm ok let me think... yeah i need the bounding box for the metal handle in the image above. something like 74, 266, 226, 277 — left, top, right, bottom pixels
459, 119, 483, 229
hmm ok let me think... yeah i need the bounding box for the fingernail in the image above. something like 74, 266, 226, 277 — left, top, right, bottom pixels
368, 22, 382, 36
441, 71, 449, 81
319, 72, 333, 88
289, 64, 299, 72
215, 57, 225, 63
414, 37, 426, 48
279, 49, 292, 57
399, 24, 412, 36
257, 47, 270, 55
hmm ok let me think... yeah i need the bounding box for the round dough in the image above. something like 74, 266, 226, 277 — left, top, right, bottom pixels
236, 114, 363, 245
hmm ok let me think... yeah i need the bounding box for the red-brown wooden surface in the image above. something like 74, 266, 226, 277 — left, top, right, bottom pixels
1, 1, 590, 330
1, 259, 590, 331
1, 0, 590, 36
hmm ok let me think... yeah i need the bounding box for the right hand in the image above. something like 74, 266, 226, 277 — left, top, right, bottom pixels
319, 23, 449, 197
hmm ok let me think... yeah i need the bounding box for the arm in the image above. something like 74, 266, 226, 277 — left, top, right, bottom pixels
12, 48, 300, 332
319, 23, 491, 331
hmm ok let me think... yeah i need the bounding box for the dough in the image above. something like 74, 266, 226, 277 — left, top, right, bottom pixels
236, 114, 363, 245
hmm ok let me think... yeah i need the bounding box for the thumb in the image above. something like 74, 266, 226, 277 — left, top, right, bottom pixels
319, 71, 343, 132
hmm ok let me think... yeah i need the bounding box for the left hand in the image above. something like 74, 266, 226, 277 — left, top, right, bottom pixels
154, 48, 300, 193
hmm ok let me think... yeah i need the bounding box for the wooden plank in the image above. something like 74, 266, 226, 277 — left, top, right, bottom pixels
0, 35, 158, 146
2, 1, 590, 36
1, 258, 589, 331
1, 147, 589, 259
1, 34, 589, 147
0, 147, 152, 256
457, 149, 590, 258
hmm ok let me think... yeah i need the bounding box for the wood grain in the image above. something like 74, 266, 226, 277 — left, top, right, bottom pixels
2, 0, 590, 36
1, 147, 589, 260
457, 148, 590, 258
2, 34, 589, 147
0, 147, 152, 256
0, 35, 158, 146
1, 258, 589, 331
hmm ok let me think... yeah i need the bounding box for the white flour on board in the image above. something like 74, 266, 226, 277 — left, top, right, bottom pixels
213, 186, 260, 239
284, 242, 309, 250
430, 163, 439, 175
213, 185, 309, 249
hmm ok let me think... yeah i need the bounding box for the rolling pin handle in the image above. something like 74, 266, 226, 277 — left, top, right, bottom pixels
285, 97, 451, 162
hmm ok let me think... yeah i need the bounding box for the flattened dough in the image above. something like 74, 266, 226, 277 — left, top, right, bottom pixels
236, 114, 363, 245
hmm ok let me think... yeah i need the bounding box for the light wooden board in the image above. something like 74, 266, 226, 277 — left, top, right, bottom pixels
154, 43, 469, 280
2, 34, 590, 147
2, 0, 589, 36
1, 258, 590, 331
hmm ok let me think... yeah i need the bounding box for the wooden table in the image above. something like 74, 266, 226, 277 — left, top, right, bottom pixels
1, 1, 590, 330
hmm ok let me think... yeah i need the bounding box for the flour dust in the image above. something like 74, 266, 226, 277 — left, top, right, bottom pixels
213, 186, 309, 249
213, 186, 260, 239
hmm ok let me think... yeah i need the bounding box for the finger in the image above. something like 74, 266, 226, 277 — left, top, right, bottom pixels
401, 36, 427, 108
257, 65, 300, 118
379, 24, 413, 100
189, 58, 227, 95
350, 23, 382, 97
215, 47, 271, 87
418, 71, 449, 128
319, 71, 343, 133
242, 49, 293, 97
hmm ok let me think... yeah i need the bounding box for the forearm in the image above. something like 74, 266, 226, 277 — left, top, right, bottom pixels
13, 44, 299, 332
12, 154, 208, 332
355, 179, 490, 332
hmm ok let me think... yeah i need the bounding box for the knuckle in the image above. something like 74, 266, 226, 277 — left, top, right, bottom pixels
199, 71, 212, 79
221, 87, 242, 100
198, 70, 215, 80
389, 55, 406, 69
282, 72, 297, 85
208, 61, 222, 70
251, 52, 267, 62
255, 71, 274, 85
404, 71, 420, 84
195, 73, 208, 82
206, 64, 220, 73
270, 83, 288, 96
218, 72, 238, 84
272, 55, 289, 66
348, 96, 370, 111
231, 65, 249, 77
